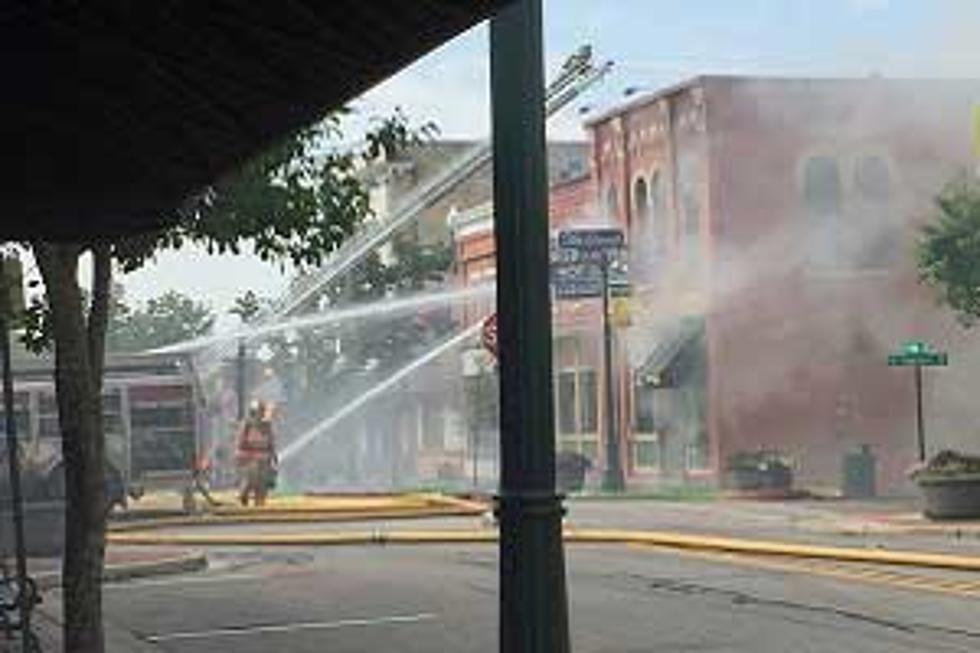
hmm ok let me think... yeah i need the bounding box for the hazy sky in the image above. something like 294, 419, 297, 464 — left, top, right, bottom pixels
122, 0, 979, 324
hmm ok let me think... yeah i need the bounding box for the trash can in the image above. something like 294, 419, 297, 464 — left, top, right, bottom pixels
842, 444, 876, 499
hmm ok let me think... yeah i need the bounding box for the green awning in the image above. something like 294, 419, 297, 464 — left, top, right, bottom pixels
633, 317, 704, 385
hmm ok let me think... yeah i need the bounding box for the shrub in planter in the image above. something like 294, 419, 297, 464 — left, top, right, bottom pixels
556, 451, 592, 493
911, 450, 980, 520
725, 450, 793, 491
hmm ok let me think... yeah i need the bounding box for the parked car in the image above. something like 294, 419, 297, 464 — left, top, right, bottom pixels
39, 459, 128, 515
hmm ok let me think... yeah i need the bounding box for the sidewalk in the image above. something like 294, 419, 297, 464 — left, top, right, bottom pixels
23, 597, 158, 653
563, 496, 980, 555
1, 546, 205, 652
26, 546, 207, 591
793, 498, 980, 537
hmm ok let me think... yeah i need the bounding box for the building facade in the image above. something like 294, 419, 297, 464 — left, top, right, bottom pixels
453, 76, 980, 494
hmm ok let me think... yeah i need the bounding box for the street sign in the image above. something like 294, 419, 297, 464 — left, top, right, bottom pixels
557, 228, 624, 251
887, 340, 949, 367
554, 229, 628, 492
887, 352, 948, 367
551, 261, 629, 299
887, 339, 948, 462
554, 279, 603, 299
608, 275, 631, 297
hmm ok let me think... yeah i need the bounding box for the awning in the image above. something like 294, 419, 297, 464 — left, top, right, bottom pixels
631, 316, 704, 384
2, 1, 511, 240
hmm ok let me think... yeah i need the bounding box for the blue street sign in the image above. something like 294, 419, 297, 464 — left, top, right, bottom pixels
557, 228, 624, 251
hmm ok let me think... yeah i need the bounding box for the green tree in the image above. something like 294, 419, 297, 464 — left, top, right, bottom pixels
23, 108, 428, 651
919, 176, 980, 328
229, 290, 266, 325
106, 290, 215, 353
260, 236, 455, 401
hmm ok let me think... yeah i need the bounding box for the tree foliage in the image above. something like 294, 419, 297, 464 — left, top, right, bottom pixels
106, 289, 215, 353
257, 235, 455, 394
229, 290, 266, 325
918, 176, 980, 328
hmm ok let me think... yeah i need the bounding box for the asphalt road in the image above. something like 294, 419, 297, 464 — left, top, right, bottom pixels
90, 543, 979, 652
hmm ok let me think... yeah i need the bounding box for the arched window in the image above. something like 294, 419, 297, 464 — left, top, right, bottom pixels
803, 156, 842, 266
854, 155, 894, 267
855, 156, 889, 203
633, 177, 649, 229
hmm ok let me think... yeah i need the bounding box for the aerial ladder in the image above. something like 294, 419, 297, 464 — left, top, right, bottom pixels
181, 47, 611, 370
266, 46, 611, 321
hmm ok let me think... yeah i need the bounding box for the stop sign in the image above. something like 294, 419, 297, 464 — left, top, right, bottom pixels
481, 313, 498, 358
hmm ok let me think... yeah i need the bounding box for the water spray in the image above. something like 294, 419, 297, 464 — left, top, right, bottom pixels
280, 320, 484, 463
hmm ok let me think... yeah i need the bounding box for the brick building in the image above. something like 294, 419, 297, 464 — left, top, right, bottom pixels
452, 76, 980, 494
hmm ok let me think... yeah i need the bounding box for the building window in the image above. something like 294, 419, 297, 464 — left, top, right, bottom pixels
39, 391, 60, 438
633, 383, 655, 433
854, 155, 895, 267
0, 391, 30, 437
557, 371, 577, 435
633, 177, 649, 230
578, 369, 598, 433
632, 435, 661, 471
803, 156, 842, 267
557, 368, 598, 434
556, 367, 599, 461
632, 380, 661, 472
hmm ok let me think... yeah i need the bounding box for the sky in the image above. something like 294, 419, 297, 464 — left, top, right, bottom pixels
121, 0, 979, 324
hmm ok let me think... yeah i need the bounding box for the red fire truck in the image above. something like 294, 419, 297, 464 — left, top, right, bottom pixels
3, 351, 204, 507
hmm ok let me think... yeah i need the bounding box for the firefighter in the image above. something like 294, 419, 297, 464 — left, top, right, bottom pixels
235, 400, 277, 507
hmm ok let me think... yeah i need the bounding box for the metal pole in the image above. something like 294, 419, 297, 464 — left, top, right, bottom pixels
1, 258, 32, 646
490, 1, 571, 651
236, 339, 247, 421
914, 364, 926, 462
601, 255, 624, 492
472, 378, 479, 489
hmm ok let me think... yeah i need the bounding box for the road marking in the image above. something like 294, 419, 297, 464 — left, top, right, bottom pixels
104, 572, 265, 591
630, 543, 980, 598
144, 612, 438, 643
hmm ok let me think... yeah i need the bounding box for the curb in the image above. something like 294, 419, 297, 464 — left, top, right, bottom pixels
808, 521, 980, 539
34, 551, 208, 591
417, 493, 492, 513
107, 528, 980, 572
109, 506, 483, 532
564, 529, 980, 572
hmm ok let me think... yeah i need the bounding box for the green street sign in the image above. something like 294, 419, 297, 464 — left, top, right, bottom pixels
887, 341, 948, 367
888, 352, 948, 367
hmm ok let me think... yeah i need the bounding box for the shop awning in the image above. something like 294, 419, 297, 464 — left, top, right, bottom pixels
632, 317, 704, 385
2, 1, 511, 240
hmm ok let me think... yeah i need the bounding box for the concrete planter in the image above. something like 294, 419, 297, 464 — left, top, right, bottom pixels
0, 501, 64, 557
725, 466, 793, 492
556, 452, 591, 493
918, 474, 980, 520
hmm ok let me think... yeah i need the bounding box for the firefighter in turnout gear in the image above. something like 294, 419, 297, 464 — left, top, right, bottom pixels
236, 400, 277, 507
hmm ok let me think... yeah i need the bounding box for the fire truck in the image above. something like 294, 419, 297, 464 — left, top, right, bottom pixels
3, 351, 204, 508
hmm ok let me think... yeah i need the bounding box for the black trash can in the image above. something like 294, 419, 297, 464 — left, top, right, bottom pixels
842, 445, 876, 499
